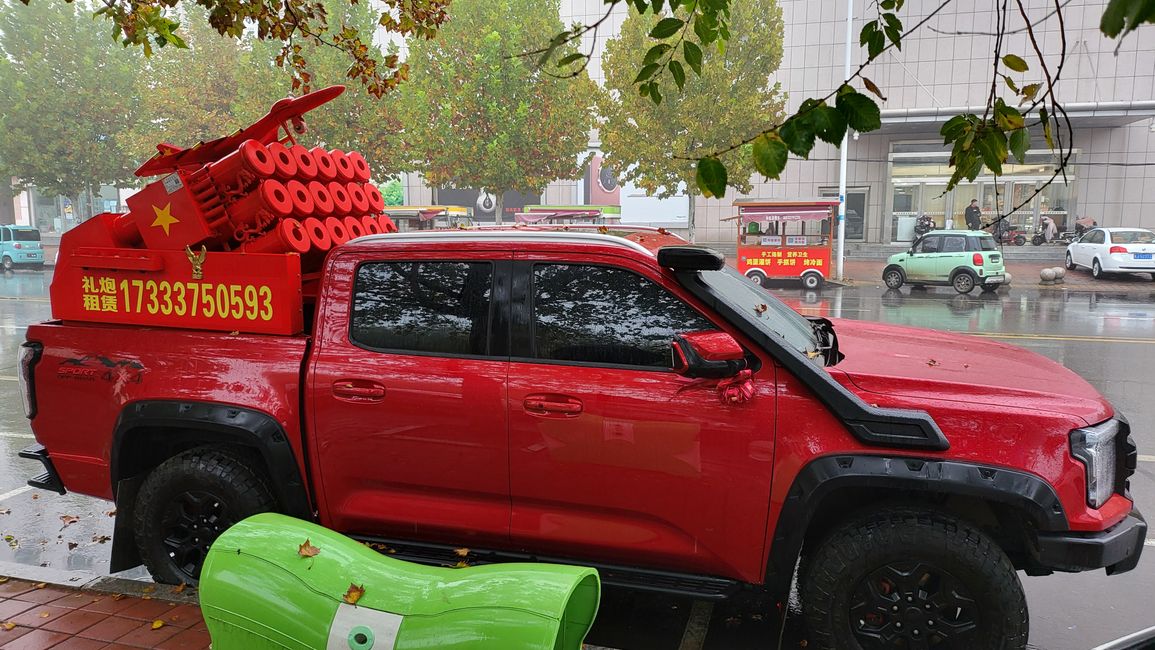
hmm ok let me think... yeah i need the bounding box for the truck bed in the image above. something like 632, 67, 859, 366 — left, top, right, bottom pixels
25, 320, 310, 501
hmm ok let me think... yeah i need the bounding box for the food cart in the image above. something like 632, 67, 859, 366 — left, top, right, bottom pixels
726, 198, 841, 289
382, 206, 473, 232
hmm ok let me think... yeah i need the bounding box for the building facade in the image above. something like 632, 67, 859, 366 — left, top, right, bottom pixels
487, 0, 1155, 249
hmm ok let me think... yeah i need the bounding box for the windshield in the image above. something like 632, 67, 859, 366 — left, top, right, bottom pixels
695, 267, 822, 361
11, 229, 40, 242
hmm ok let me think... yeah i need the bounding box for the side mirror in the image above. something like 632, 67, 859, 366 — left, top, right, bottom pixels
672, 331, 746, 379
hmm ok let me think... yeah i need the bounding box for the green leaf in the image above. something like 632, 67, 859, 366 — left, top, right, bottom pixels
1040, 107, 1055, 149
683, 40, 703, 75
669, 59, 686, 90
752, 133, 789, 180
940, 114, 971, 144
1020, 83, 1042, 103
1100, 0, 1130, 36
880, 0, 896, 9
556, 52, 585, 67
651, 0, 666, 12
634, 63, 661, 83
650, 17, 684, 39
810, 104, 848, 145
780, 117, 815, 157
859, 21, 878, 48
1003, 75, 1019, 93
1002, 54, 1029, 72
835, 90, 882, 132
696, 157, 728, 198
643, 43, 671, 65
631, 0, 649, 13
1009, 128, 1030, 163
648, 81, 663, 105
975, 128, 1008, 175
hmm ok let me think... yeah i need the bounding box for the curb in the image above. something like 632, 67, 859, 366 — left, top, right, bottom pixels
0, 559, 197, 605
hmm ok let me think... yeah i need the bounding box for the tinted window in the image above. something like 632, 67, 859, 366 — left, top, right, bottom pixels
11, 229, 40, 242
942, 235, 966, 252
532, 264, 715, 368
351, 261, 493, 356
1089, 230, 1106, 245
976, 236, 997, 251
1110, 230, 1155, 244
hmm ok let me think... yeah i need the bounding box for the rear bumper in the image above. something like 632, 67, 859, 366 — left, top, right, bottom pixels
1035, 509, 1146, 575
18, 443, 66, 494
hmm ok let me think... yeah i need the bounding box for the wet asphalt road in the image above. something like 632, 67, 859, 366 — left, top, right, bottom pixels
1, 269, 1153, 649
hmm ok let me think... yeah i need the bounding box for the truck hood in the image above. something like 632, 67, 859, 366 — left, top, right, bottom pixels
828, 318, 1112, 425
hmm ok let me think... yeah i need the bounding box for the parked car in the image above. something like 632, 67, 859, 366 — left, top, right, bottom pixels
20, 230, 1144, 650
0, 224, 45, 270
883, 230, 1006, 293
1066, 227, 1155, 280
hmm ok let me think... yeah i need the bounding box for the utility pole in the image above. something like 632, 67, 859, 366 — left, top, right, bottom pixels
836, 0, 854, 280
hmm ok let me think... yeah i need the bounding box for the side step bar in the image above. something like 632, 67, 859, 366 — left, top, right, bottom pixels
351, 535, 741, 600
19, 443, 66, 494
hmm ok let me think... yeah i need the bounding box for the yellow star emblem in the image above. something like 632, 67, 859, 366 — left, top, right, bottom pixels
150, 203, 180, 236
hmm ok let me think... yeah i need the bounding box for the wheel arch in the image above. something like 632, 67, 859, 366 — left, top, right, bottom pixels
108, 400, 312, 571
763, 455, 1068, 601
949, 266, 977, 281
881, 265, 906, 285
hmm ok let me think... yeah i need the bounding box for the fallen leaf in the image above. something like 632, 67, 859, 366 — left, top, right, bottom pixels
963, 363, 971, 368
452, 560, 470, 568
67, 542, 78, 551
0, 508, 10, 515
0, 577, 7, 584
1, 622, 15, 631
151, 620, 165, 630
142, 595, 151, 600
172, 583, 186, 594
454, 547, 469, 557
31, 493, 38, 500
386, 548, 396, 554
926, 359, 940, 366
59, 515, 79, 528
33, 583, 46, 589
105, 509, 117, 517
298, 539, 321, 558
93, 535, 111, 544
343, 583, 365, 605
143, 585, 155, 593
39, 612, 50, 618
754, 303, 768, 315
111, 594, 125, 601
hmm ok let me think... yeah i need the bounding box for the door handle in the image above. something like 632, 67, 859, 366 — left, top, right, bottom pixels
333, 380, 386, 402
523, 394, 583, 416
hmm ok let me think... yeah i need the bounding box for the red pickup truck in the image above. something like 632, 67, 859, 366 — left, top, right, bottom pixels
18, 229, 1144, 649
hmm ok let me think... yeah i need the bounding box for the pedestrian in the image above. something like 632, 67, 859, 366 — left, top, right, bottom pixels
1041, 215, 1057, 242
964, 199, 982, 230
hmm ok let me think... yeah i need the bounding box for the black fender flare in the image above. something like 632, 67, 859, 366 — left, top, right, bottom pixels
763, 454, 1067, 600
950, 266, 978, 281
111, 400, 312, 519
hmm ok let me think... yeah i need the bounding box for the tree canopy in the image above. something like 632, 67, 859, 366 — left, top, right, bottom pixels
393, 0, 596, 222
0, 0, 140, 217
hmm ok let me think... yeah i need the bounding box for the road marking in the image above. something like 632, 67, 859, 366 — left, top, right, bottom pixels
0, 432, 34, 440
967, 332, 1155, 345
0, 486, 31, 502
1146, 539, 1155, 548
1140, 455, 1155, 464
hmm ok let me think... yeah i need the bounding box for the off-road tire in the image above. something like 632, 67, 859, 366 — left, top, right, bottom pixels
134, 446, 276, 585
801, 508, 1028, 650
1065, 253, 1076, 270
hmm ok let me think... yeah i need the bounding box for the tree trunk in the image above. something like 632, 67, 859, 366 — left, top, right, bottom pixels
0, 180, 14, 225
494, 191, 504, 225
687, 191, 697, 244
71, 194, 84, 225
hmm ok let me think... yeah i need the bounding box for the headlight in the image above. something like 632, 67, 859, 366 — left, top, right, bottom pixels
1070, 419, 1119, 508
17, 341, 42, 419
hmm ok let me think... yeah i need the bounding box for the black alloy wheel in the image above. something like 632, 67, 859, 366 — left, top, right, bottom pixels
849, 562, 978, 648
159, 489, 235, 579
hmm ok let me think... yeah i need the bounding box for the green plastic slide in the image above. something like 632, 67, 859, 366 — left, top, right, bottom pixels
199, 513, 601, 650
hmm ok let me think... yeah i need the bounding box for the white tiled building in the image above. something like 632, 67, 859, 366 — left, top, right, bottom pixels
414, 0, 1155, 248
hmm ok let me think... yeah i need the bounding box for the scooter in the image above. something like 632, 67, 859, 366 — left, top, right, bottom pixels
989, 220, 1027, 246
913, 214, 936, 237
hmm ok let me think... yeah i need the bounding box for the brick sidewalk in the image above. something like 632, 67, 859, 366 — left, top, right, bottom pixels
0, 579, 208, 650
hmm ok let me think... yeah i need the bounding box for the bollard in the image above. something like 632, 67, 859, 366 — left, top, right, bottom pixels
1040, 268, 1057, 284
199, 513, 600, 650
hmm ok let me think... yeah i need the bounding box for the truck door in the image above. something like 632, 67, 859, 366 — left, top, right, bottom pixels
309, 251, 512, 547
505, 256, 777, 583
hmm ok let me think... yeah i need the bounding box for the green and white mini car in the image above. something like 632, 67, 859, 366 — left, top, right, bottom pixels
883, 230, 1006, 294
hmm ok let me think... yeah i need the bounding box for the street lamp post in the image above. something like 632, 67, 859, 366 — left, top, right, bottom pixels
836, 0, 854, 281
